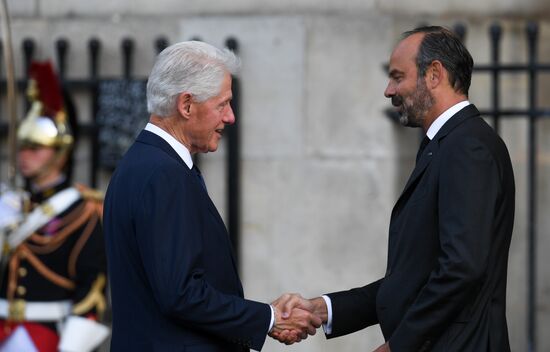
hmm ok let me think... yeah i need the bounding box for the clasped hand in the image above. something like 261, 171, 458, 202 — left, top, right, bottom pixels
269, 293, 322, 345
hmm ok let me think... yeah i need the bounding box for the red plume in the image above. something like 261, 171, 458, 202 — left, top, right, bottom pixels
28, 61, 64, 117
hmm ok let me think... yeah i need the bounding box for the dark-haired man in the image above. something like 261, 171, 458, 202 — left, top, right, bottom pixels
273, 26, 515, 352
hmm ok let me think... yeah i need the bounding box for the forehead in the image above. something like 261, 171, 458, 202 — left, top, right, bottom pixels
388, 33, 424, 74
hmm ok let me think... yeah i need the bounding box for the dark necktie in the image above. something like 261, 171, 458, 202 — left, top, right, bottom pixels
416, 136, 430, 163
192, 165, 207, 192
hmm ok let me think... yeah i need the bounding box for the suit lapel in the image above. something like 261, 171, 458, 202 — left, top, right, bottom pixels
392, 104, 481, 218
401, 140, 436, 197
136, 131, 228, 228
136, 130, 241, 278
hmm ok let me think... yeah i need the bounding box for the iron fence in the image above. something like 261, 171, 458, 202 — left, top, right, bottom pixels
459, 22, 550, 352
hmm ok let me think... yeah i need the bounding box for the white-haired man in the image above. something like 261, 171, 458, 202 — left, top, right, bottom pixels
103, 41, 321, 351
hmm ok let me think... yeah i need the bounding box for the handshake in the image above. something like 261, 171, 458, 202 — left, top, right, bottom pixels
268, 293, 392, 352
268, 293, 327, 345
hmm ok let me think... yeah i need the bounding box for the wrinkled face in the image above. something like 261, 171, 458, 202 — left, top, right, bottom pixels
17, 145, 57, 178
187, 73, 235, 153
384, 34, 434, 128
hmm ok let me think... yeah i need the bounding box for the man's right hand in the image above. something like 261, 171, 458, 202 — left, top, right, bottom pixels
269, 293, 327, 344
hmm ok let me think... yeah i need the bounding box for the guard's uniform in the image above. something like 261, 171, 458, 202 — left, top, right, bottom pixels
0, 60, 109, 352
0, 179, 108, 352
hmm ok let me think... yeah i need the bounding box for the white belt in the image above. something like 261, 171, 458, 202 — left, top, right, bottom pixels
0, 298, 72, 322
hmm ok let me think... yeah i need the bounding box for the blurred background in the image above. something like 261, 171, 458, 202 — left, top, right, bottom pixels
1, 0, 549, 351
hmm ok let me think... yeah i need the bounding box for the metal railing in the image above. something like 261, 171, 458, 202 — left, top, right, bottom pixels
457, 22, 549, 352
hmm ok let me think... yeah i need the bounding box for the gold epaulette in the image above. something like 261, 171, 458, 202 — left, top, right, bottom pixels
74, 183, 104, 203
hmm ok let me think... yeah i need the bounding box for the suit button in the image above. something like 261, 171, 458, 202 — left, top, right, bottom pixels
18, 267, 27, 277
16, 286, 26, 296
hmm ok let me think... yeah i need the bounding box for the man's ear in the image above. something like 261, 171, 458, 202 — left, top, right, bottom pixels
177, 92, 193, 119
427, 60, 445, 89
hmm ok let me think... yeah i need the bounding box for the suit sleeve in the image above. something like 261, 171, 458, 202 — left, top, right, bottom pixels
134, 166, 271, 351
325, 278, 383, 338
389, 137, 501, 351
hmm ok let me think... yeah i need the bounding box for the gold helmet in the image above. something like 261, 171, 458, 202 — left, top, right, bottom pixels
17, 61, 73, 150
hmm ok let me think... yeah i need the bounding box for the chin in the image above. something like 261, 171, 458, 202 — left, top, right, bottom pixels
208, 141, 220, 152
20, 171, 34, 179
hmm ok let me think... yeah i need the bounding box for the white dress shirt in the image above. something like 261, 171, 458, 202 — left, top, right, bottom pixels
426, 100, 470, 140
144, 123, 194, 169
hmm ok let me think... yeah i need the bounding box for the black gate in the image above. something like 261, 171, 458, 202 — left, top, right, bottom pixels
459, 23, 549, 352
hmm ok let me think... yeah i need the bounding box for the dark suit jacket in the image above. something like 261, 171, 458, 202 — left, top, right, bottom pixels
326, 105, 515, 352
104, 131, 271, 352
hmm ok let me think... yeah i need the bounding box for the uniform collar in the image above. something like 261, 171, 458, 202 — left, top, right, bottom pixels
29, 175, 70, 204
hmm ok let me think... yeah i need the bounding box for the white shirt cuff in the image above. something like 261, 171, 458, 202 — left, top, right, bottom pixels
268, 304, 275, 333
321, 295, 333, 335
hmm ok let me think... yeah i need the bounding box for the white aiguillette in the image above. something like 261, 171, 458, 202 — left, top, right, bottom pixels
8, 187, 81, 250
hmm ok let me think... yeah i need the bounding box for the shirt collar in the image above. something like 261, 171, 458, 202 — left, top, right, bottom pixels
426, 100, 471, 140
144, 122, 193, 169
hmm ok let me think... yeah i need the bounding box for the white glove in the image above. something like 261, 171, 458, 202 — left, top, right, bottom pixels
0, 185, 26, 231
58, 316, 110, 352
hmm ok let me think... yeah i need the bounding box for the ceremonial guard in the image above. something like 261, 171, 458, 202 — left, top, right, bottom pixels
0, 61, 109, 352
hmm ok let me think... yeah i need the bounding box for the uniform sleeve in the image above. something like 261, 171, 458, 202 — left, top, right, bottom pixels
135, 166, 271, 351
389, 137, 501, 351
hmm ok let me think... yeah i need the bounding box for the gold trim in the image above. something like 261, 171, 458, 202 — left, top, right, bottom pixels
75, 183, 104, 202
27, 201, 94, 255
72, 274, 107, 319
8, 299, 26, 322
18, 245, 76, 290
68, 212, 98, 278
7, 252, 21, 300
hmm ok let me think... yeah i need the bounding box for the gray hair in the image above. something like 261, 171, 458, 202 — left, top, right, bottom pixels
146, 41, 240, 117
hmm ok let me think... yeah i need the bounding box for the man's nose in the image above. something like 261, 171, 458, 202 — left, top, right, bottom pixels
384, 82, 395, 98
224, 105, 235, 125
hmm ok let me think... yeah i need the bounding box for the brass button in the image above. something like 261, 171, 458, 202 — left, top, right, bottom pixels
18, 267, 27, 277
16, 286, 26, 296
